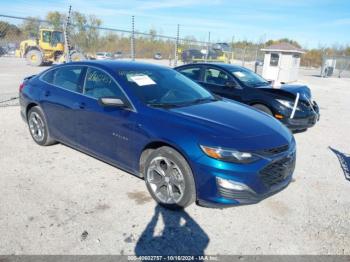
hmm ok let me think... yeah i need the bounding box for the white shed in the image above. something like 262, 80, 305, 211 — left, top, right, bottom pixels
261, 42, 305, 84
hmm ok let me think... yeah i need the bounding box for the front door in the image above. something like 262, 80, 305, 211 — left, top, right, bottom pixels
76, 66, 138, 171
200, 67, 243, 102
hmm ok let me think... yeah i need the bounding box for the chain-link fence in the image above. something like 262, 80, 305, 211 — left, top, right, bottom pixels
1, 12, 311, 107
320, 55, 350, 78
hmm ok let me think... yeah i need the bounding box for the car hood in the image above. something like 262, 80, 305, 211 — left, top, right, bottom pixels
259, 84, 312, 101
169, 100, 292, 149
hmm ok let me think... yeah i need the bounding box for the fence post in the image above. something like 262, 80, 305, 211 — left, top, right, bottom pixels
254, 48, 258, 73
205, 31, 210, 62
231, 35, 234, 63
242, 47, 246, 66
320, 52, 325, 77
130, 15, 135, 61
174, 24, 180, 67
64, 5, 72, 63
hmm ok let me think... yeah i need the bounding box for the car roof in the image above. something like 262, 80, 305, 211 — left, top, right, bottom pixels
56, 60, 168, 71
176, 62, 246, 71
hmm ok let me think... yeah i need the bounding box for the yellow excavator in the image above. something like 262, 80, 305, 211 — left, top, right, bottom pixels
16, 6, 84, 66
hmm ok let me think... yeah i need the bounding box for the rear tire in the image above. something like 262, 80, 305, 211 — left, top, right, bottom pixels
252, 103, 273, 116
26, 50, 43, 66
143, 146, 196, 210
27, 106, 56, 146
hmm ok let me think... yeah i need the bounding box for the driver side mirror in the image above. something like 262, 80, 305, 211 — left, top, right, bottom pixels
98, 97, 125, 108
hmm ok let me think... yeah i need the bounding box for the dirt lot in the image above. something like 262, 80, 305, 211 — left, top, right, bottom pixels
0, 57, 349, 255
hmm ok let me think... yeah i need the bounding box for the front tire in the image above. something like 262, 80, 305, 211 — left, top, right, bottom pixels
27, 106, 56, 146
26, 50, 43, 66
252, 103, 273, 116
144, 146, 196, 210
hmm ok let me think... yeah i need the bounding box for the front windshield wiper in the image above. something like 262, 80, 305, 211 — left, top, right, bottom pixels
148, 97, 217, 109
147, 103, 184, 109
251, 82, 270, 87
187, 97, 217, 105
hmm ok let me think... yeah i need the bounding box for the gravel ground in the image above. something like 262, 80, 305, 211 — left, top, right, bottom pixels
0, 57, 349, 255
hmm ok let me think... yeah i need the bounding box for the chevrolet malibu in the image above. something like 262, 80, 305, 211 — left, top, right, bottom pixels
20, 61, 296, 209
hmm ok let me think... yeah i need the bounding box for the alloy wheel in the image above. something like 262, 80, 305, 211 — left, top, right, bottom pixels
146, 156, 185, 204
28, 112, 45, 142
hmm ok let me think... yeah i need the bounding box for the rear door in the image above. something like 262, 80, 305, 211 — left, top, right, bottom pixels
201, 66, 243, 102
40, 65, 86, 145
76, 66, 138, 170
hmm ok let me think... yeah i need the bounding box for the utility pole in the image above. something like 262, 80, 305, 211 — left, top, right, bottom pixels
174, 24, 180, 67
131, 15, 135, 61
64, 5, 72, 62
231, 35, 235, 62
205, 31, 211, 62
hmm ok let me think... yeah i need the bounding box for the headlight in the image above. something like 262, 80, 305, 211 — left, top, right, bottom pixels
200, 145, 259, 164
276, 99, 294, 109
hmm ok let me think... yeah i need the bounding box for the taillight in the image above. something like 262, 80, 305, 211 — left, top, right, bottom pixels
19, 82, 25, 93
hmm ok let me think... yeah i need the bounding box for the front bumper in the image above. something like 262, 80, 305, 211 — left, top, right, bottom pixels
281, 112, 319, 131
194, 143, 296, 208
279, 101, 320, 131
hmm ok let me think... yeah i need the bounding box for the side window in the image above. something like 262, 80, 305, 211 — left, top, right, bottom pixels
270, 53, 279, 66
41, 69, 55, 84
42, 31, 51, 43
52, 66, 84, 92
179, 67, 201, 81
204, 68, 229, 86
84, 67, 125, 100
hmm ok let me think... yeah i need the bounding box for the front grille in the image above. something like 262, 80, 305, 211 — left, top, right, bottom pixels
258, 144, 289, 156
260, 154, 296, 188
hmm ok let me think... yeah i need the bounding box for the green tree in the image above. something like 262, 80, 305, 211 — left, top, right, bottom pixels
344, 46, 350, 56
0, 21, 22, 39
265, 38, 301, 48
20, 17, 40, 38
69, 11, 102, 53
46, 11, 64, 29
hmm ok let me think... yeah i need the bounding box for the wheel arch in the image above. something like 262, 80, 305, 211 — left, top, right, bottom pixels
26, 102, 39, 119
24, 46, 42, 56
138, 140, 192, 178
250, 101, 275, 114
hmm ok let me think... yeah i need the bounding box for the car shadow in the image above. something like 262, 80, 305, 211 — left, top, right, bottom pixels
329, 147, 350, 181
134, 205, 209, 258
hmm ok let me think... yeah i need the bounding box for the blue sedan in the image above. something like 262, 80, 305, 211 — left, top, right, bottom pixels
20, 61, 296, 209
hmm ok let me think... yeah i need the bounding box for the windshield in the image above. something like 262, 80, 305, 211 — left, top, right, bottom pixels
52, 31, 64, 43
231, 67, 269, 88
116, 68, 215, 107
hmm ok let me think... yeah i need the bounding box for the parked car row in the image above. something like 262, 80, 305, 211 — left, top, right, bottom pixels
175, 63, 320, 132
94, 51, 163, 60
95, 52, 121, 60
19, 61, 319, 210
0, 45, 17, 57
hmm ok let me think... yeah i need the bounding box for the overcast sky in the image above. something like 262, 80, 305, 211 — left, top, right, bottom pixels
1, 0, 349, 48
